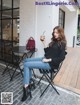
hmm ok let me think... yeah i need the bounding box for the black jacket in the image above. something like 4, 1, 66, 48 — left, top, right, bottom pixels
44, 42, 66, 69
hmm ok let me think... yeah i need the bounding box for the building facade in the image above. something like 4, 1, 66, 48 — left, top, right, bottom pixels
20, 0, 78, 57
0, 0, 79, 61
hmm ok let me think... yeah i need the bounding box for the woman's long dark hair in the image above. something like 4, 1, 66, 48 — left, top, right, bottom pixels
49, 26, 67, 49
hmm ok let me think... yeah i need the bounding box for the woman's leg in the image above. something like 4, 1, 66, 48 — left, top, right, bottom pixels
23, 61, 51, 85
24, 57, 44, 62
22, 60, 51, 101
24, 57, 44, 85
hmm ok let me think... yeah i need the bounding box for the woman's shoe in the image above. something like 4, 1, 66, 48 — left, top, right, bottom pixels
21, 86, 32, 102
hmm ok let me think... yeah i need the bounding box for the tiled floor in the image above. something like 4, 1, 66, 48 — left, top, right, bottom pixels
0, 64, 80, 105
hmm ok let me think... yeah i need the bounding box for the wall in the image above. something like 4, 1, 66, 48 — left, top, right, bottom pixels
20, 0, 78, 50
65, 11, 78, 47
60, 6, 78, 47
35, 0, 59, 57
20, 0, 59, 57
20, 0, 36, 46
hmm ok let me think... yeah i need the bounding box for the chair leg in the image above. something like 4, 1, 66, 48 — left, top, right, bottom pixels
2, 67, 8, 75
10, 65, 24, 81
2, 63, 9, 75
19, 66, 23, 77
40, 84, 50, 97
29, 52, 34, 58
32, 70, 37, 78
8, 69, 12, 78
37, 74, 44, 85
10, 66, 17, 81
2, 63, 12, 78
45, 72, 59, 95
40, 72, 59, 97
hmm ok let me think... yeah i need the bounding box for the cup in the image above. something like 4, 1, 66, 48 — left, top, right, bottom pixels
40, 35, 45, 41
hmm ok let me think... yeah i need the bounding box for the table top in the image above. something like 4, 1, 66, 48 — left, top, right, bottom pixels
13, 46, 27, 53
12, 46, 37, 58
13, 46, 37, 53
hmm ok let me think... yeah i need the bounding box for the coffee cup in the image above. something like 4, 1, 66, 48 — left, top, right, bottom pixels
40, 35, 45, 41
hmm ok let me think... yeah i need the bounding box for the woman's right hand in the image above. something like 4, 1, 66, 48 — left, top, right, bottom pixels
40, 35, 45, 42
40, 35, 48, 48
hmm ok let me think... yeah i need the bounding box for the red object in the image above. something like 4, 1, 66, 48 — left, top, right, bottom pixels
26, 37, 35, 51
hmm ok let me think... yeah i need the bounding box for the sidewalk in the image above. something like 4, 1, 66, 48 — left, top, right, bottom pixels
0, 64, 80, 105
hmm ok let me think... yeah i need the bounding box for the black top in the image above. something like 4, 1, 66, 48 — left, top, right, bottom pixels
44, 42, 66, 69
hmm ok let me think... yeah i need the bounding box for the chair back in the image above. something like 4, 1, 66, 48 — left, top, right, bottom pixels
50, 61, 63, 81
51, 51, 67, 80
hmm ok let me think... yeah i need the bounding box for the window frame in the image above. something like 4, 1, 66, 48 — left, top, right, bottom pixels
59, 9, 65, 29
0, 0, 20, 61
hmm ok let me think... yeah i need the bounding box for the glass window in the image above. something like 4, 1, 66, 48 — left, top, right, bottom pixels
3, 0, 12, 9
0, 0, 20, 61
77, 15, 80, 37
0, 0, 1, 10
2, 10, 12, 19
0, 20, 1, 39
13, 9, 19, 18
78, 15, 80, 29
59, 9, 65, 28
0, 11, 1, 19
2, 19, 12, 40
13, 19, 19, 42
13, 0, 20, 8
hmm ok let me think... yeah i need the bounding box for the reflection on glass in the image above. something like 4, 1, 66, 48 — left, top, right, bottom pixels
2, 20, 12, 40
14, 0, 20, 8
2, 10, 12, 19
0, 0, 20, 61
3, 0, 12, 9
2, 19, 19, 42
13, 19, 19, 42
13, 9, 19, 18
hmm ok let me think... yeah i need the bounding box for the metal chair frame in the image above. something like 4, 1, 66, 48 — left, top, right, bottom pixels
37, 62, 63, 97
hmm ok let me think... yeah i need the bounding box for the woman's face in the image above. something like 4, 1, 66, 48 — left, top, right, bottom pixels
54, 29, 59, 39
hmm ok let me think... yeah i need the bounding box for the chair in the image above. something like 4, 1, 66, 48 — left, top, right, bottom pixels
36, 51, 67, 97
2, 47, 23, 81
2, 46, 37, 81
36, 62, 63, 97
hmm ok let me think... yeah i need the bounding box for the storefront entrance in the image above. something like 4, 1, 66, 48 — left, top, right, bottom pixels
0, 0, 20, 62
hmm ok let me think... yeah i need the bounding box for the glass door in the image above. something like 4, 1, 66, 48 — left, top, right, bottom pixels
0, 0, 20, 61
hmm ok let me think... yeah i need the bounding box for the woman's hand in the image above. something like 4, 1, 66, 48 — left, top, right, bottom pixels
40, 35, 49, 48
40, 35, 46, 47
42, 58, 52, 62
40, 35, 45, 41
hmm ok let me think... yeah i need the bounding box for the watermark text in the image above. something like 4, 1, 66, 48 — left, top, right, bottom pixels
35, 1, 79, 6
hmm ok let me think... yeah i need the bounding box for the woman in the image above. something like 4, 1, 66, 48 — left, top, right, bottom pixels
21, 26, 67, 101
